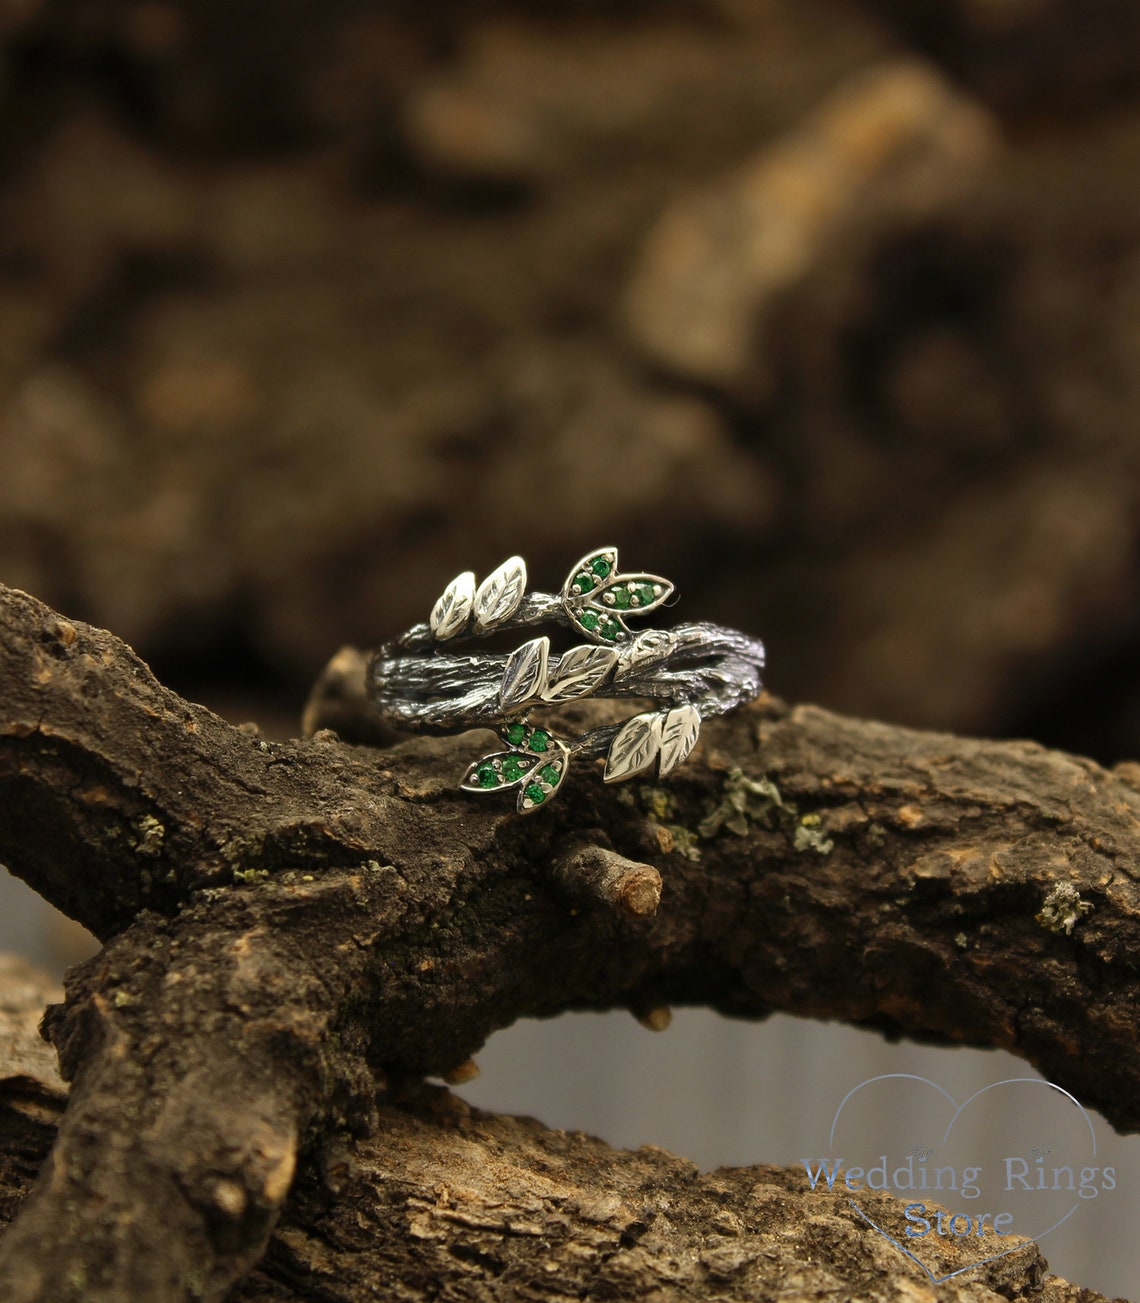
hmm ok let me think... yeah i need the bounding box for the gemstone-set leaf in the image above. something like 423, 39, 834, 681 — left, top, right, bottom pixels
461, 725, 569, 814
461, 751, 539, 791
561, 547, 673, 644
566, 549, 616, 598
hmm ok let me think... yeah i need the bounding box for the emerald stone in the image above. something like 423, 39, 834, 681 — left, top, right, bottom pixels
502, 756, 528, 782
476, 764, 500, 788
590, 556, 612, 578
574, 571, 595, 594
609, 585, 631, 609
539, 764, 560, 785
635, 583, 656, 606
505, 722, 527, 746
524, 783, 546, 805
598, 618, 620, 642
528, 729, 549, 752
580, 610, 600, 632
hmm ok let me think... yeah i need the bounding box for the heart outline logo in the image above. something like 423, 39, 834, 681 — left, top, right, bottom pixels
824, 1074, 1097, 1284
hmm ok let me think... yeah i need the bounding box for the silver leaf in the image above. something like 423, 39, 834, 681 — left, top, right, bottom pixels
561, 546, 619, 603
430, 570, 476, 640
658, 704, 701, 776
500, 636, 549, 710
460, 750, 538, 793
614, 629, 676, 679
517, 739, 570, 814
541, 644, 617, 702
474, 556, 527, 631
566, 607, 629, 646
590, 572, 674, 619
604, 711, 664, 783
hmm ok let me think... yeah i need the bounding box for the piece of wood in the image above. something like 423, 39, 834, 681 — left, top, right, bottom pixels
1, 582, 1139, 1300
0, 956, 1115, 1303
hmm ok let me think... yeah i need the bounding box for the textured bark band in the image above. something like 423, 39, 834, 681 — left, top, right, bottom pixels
367, 547, 766, 811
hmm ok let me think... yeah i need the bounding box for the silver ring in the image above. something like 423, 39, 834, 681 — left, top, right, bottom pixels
367, 547, 765, 813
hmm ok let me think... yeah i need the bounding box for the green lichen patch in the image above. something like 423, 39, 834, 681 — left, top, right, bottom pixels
1035, 883, 1093, 935
637, 784, 674, 822
611, 783, 701, 859
232, 866, 270, 885
219, 831, 268, 868
665, 824, 701, 861
698, 769, 785, 839
132, 814, 165, 857
794, 814, 834, 856
698, 768, 835, 857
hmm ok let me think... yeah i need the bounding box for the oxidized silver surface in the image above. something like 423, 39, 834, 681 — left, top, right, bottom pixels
367, 548, 765, 812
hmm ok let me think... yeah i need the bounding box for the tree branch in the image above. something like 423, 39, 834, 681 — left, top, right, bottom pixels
1, 582, 1139, 1299
0, 956, 1116, 1303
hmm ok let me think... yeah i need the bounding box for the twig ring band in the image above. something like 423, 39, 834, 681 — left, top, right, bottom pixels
368, 547, 766, 813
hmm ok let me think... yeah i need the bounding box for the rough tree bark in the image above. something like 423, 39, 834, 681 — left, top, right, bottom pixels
0, 580, 1138, 1301
0, 956, 1117, 1303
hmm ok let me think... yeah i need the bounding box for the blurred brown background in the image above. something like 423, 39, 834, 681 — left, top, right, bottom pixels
3, 2, 1140, 1294
2, 0, 1139, 760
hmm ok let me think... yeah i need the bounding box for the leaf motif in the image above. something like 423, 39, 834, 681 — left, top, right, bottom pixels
500, 636, 549, 710
517, 739, 570, 814
430, 570, 476, 640
589, 572, 674, 620
541, 644, 618, 702
604, 712, 664, 783
614, 629, 676, 679
561, 547, 620, 604
474, 556, 527, 631
658, 705, 701, 776
565, 606, 629, 646
460, 750, 539, 793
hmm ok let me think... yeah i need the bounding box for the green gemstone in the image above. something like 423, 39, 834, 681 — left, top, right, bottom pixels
502, 756, 528, 782
635, 583, 656, 606
505, 722, 527, 746
580, 610, 600, 631
598, 618, 621, 642
574, 571, 595, 594
476, 764, 500, 788
524, 783, 546, 805
608, 585, 631, 609
528, 729, 549, 753
590, 556, 612, 578
539, 764, 560, 785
